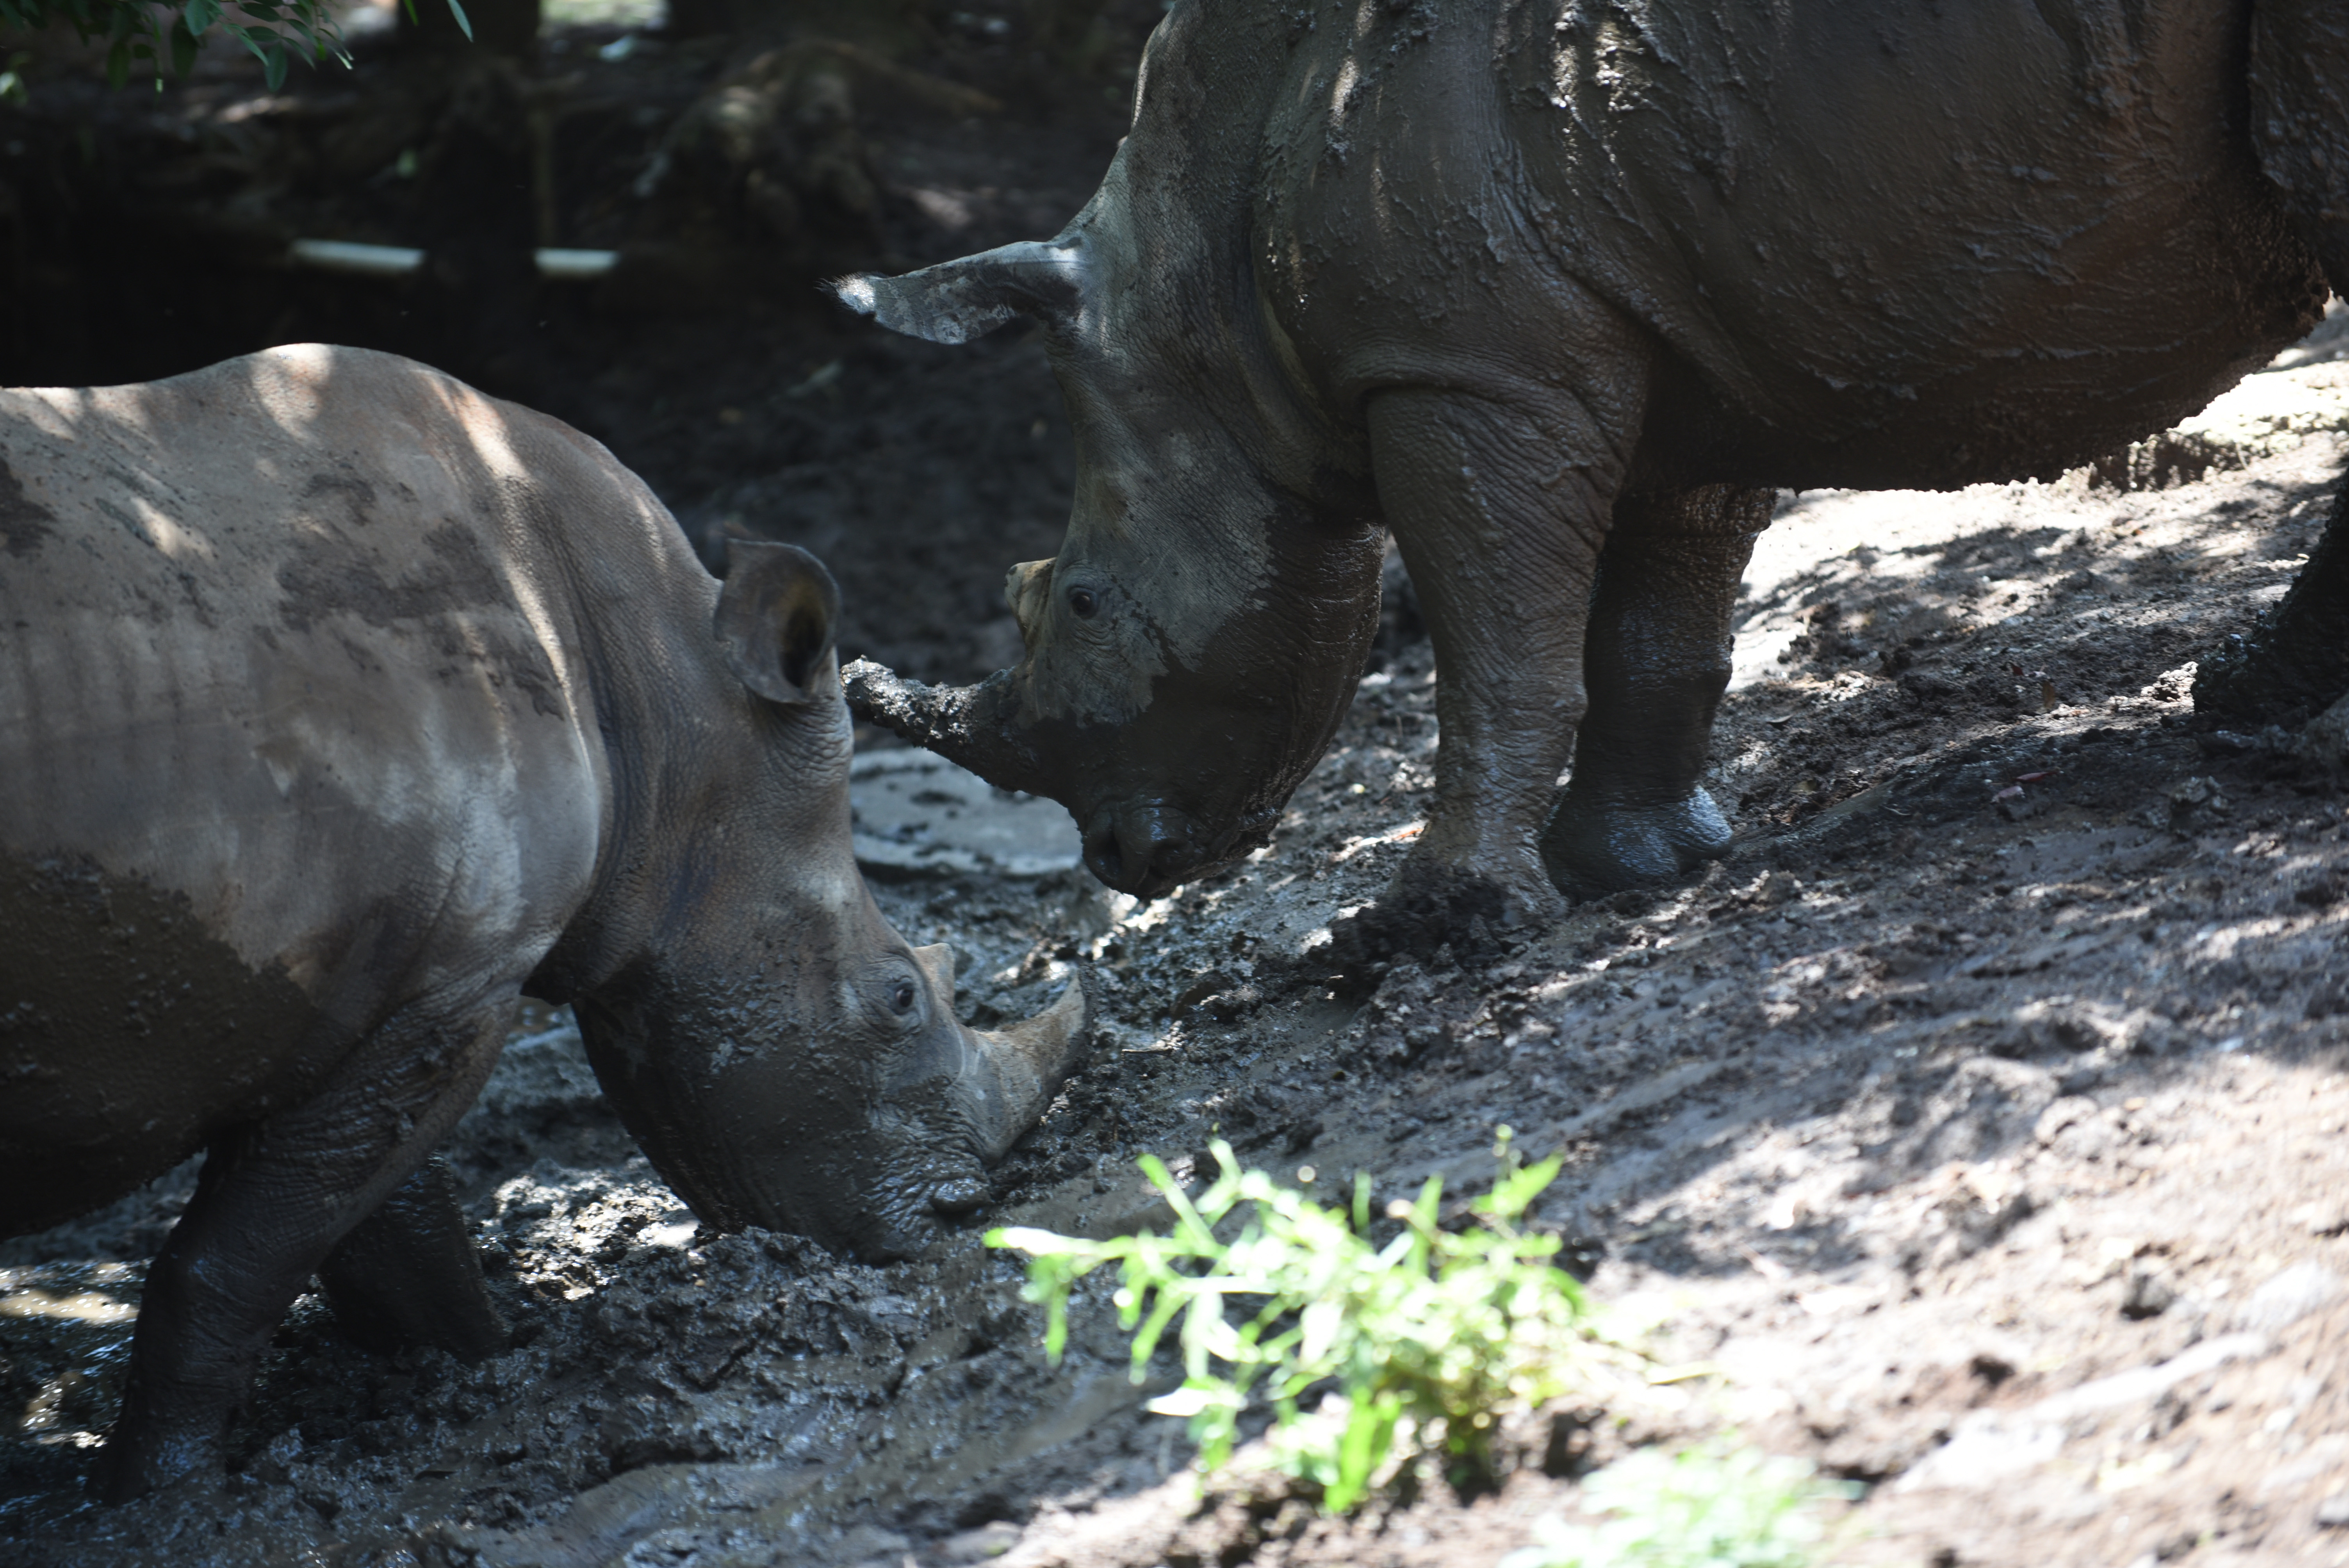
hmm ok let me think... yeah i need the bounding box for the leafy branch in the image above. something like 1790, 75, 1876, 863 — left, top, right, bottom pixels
0, 0, 471, 91
988, 1131, 1604, 1513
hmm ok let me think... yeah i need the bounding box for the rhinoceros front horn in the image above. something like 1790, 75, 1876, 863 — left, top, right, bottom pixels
842, 660, 1050, 799
967, 972, 1094, 1162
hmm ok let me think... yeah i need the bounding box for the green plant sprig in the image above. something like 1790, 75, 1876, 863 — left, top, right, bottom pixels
1497, 1438, 1861, 1568
0, 0, 470, 92
987, 1131, 1600, 1513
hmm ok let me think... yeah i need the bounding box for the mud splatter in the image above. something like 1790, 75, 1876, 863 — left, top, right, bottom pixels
0, 460, 56, 560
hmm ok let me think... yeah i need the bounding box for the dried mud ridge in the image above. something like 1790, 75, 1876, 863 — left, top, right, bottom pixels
9, 361, 2349, 1566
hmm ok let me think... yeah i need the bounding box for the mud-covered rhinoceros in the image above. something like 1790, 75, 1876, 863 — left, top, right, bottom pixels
834, 0, 2349, 944
0, 345, 1087, 1500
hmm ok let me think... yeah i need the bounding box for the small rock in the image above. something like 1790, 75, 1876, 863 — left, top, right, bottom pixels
934, 1520, 1025, 1564
2166, 775, 2230, 831
2286, 1202, 2349, 1238
2298, 693, 2349, 769
2035, 1095, 2100, 1144
2234, 1261, 2342, 1334
2121, 1267, 2178, 1320
2318, 1493, 2349, 1528
1170, 969, 1236, 1020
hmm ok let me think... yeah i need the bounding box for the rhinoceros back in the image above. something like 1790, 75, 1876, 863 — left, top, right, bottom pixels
1253, 0, 2322, 487
0, 346, 610, 1231
1501, 0, 2322, 481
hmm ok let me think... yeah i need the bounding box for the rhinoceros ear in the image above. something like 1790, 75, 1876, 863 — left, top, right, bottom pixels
829, 239, 1087, 345
715, 540, 842, 707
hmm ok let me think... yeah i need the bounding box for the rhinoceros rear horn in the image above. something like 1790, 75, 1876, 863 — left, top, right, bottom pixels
716, 540, 842, 707
829, 239, 1087, 345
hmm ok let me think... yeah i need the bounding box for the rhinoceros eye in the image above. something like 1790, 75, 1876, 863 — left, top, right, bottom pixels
1067, 586, 1099, 619
889, 977, 919, 1014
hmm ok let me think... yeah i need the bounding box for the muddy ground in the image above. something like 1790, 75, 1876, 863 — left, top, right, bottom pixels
9, 14, 2349, 1568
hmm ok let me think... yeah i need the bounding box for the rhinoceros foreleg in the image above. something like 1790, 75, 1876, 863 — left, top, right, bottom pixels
1355, 384, 1636, 949
2194, 469, 2349, 724
316, 1154, 507, 1361
1541, 486, 1773, 894
92, 1001, 507, 1502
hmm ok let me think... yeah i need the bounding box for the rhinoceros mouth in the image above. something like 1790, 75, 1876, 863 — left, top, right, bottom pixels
1080, 802, 1208, 897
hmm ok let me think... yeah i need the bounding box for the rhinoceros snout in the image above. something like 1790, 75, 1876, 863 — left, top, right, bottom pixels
1083, 804, 1205, 898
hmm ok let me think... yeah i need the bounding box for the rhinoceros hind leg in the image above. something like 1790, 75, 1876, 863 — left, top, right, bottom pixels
91, 1003, 506, 1503
2195, 471, 2349, 725
1542, 486, 1772, 896
317, 1154, 507, 1361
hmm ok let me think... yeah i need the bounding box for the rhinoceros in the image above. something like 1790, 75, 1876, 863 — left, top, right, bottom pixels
834, 0, 2349, 943
0, 344, 1087, 1500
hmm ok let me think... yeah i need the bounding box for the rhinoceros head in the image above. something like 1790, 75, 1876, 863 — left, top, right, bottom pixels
572, 542, 1090, 1260
831, 184, 1384, 896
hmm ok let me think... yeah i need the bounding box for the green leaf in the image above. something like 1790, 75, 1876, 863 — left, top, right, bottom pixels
441, 0, 471, 39
103, 34, 128, 88
168, 15, 196, 77
987, 1146, 1599, 1516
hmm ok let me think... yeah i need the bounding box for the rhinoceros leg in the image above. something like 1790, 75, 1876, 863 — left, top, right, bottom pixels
316, 1155, 507, 1360
2249, 0, 2349, 296
93, 1002, 507, 1502
1541, 486, 1773, 894
2194, 471, 2349, 724
1356, 382, 1641, 948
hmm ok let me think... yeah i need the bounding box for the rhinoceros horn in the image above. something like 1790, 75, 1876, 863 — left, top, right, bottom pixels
842, 660, 1049, 799
830, 238, 1089, 345
962, 969, 1093, 1162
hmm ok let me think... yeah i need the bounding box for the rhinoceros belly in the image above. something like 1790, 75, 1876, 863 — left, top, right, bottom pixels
0, 850, 340, 1237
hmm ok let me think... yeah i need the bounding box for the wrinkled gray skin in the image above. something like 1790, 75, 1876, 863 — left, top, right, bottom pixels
0, 346, 1086, 1501
838, 0, 2347, 944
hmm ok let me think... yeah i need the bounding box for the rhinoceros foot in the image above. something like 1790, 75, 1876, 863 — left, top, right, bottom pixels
1538, 786, 1734, 898
2196, 480, 2349, 726
2193, 623, 2349, 730
1318, 862, 1560, 978
87, 1380, 223, 1504
315, 1157, 509, 1361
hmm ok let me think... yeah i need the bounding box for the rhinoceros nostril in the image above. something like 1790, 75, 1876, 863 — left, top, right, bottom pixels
929, 1176, 988, 1216
1082, 823, 1126, 887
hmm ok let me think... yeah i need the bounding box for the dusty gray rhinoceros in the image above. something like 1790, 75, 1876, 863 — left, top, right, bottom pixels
835, 0, 2349, 944
0, 345, 1087, 1500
